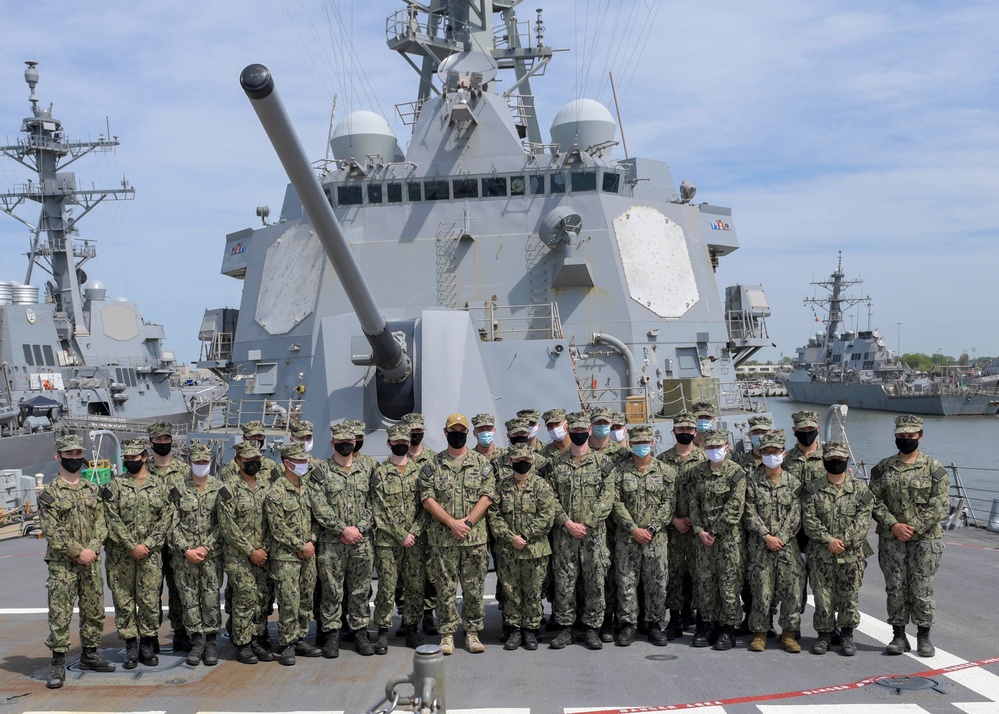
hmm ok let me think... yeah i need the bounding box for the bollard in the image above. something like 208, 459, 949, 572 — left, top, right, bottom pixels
988, 499, 999, 533
369, 644, 446, 714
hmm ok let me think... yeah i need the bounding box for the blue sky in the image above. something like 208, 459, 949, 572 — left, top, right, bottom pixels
1, 1, 997, 364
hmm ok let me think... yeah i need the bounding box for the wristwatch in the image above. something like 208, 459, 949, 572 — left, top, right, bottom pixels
647, 525, 657, 535
464, 519, 473, 528
357, 527, 365, 535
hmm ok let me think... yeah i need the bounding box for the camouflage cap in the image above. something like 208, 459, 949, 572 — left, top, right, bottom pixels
567, 411, 591, 429
822, 441, 850, 460
628, 424, 654, 442
758, 430, 786, 451
516, 409, 540, 423
894, 414, 923, 435
55, 434, 83, 452
507, 443, 534, 460
445, 413, 469, 430
387, 424, 412, 442
471, 413, 495, 428
589, 405, 613, 423
702, 429, 730, 448
672, 411, 697, 428
188, 443, 212, 462
747, 415, 773, 431
542, 408, 567, 424
345, 419, 366, 438
233, 441, 262, 459
278, 441, 309, 461
147, 421, 173, 438
691, 401, 716, 418
791, 410, 820, 428
504, 417, 530, 434
611, 411, 627, 427
122, 438, 148, 456
402, 412, 425, 428
240, 420, 266, 437
290, 419, 314, 438
330, 422, 356, 441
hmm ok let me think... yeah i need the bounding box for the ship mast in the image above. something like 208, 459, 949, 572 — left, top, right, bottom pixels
0, 61, 134, 345
803, 252, 870, 363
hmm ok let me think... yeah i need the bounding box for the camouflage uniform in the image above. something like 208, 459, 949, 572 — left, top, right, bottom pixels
403, 412, 439, 625
782, 410, 824, 486
146, 439, 191, 634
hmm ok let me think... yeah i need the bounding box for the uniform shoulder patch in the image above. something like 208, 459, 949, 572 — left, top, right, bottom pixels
218, 486, 232, 502
601, 460, 617, 477
482, 464, 492, 477
38, 490, 55, 506
802, 480, 821, 500
931, 466, 947, 482
859, 489, 873, 505
420, 463, 436, 480
100, 485, 113, 502
169, 486, 181, 504
870, 463, 884, 481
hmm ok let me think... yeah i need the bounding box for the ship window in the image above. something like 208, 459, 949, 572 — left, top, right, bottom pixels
483, 177, 508, 197
337, 185, 363, 205
453, 178, 479, 199
367, 184, 384, 204
602, 172, 621, 193
529, 175, 545, 195
115, 368, 123, 384
570, 171, 597, 193
424, 180, 450, 201
551, 173, 566, 194
386, 183, 403, 203
850, 353, 862, 362
407, 181, 422, 202
43, 345, 55, 366
831, 354, 842, 363
864, 361, 875, 370
32, 345, 44, 366
23, 344, 33, 366
129, 368, 137, 387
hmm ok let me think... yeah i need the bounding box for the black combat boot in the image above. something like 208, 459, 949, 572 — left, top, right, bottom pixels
186, 634, 205, 666
294, 638, 322, 657
422, 611, 439, 635
80, 646, 116, 672
580, 626, 603, 650
599, 614, 616, 643
664, 610, 684, 640
648, 622, 669, 647
374, 627, 389, 655
839, 627, 856, 656
499, 620, 512, 643
321, 629, 340, 659
886, 625, 911, 655
549, 628, 572, 650
138, 636, 159, 666
713, 625, 735, 651
250, 636, 274, 662
811, 632, 832, 655
404, 623, 425, 649
315, 628, 328, 648
340, 625, 355, 642
615, 624, 636, 647
259, 629, 273, 651
831, 625, 843, 646
173, 628, 192, 653
734, 616, 751, 636
203, 633, 218, 666
504, 628, 523, 651
691, 616, 711, 648
236, 642, 258, 664
706, 621, 721, 646
123, 638, 139, 670
354, 629, 375, 656
279, 645, 296, 666
522, 629, 539, 650
46, 652, 66, 689
916, 626, 935, 657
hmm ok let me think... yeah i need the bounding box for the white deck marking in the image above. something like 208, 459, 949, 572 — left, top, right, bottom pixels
953, 704, 999, 713
758, 705, 931, 712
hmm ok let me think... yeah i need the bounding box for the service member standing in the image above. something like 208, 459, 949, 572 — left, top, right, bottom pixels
540, 408, 571, 460
783, 411, 824, 485
39, 434, 115, 689
222, 421, 279, 484
870, 415, 948, 657
403, 411, 439, 637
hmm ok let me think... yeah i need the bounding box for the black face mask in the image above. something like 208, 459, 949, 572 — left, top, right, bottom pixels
895, 437, 919, 455
242, 460, 263, 476
569, 431, 590, 446
334, 442, 355, 457
390, 443, 410, 457
824, 460, 849, 475
674, 432, 695, 445
445, 430, 468, 449
123, 460, 144, 475
794, 430, 819, 447
151, 442, 172, 457
352, 439, 364, 454
60, 456, 85, 474
509, 435, 529, 445
511, 461, 532, 475
409, 431, 424, 447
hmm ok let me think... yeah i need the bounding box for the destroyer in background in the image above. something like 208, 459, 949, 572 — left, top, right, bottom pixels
0, 62, 190, 478
197, 0, 774, 454
785, 254, 999, 416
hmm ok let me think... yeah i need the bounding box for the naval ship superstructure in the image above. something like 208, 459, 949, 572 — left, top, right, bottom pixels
0, 62, 190, 477
197, 0, 774, 455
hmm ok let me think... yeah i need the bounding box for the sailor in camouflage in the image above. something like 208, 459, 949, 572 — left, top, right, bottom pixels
266, 442, 321, 666
611, 425, 676, 647
472, 412, 498, 458
347, 419, 378, 473
736, 415, 772, 471
742, 430, 804, 653
222, 421, 279, 484
690, 401, 718, 448
516, 408, 544, 455
289, 419, 327, 472
217, 441, 275, 664
610, 411, 629, 451
783, 411, 824, 485
488, 444, 557, 651
39, 434, 115, 688
420, 413, 495, 655
371, 424, 427, 651
540, 408, 571, 461
870, 414, 949, 657
657, 410, 706, 639
588, 405, 628, 460
541, 411, 614, 651
802, 441, 879, 656
310, 421, 376, 656
403, 412, 439, 636
102, 437, 170, 668
168, 442, 224, 666
689, 429, 746, 650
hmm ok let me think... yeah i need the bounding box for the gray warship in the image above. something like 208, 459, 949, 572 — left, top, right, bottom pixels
0, 62, 190, 477
195, 0, 775, 455
785, 254, 999, 416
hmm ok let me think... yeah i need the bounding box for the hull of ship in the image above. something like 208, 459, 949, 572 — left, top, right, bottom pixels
785, 381, 999, 416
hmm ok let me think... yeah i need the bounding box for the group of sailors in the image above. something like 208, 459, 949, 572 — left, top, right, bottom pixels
37, 402, 948, 688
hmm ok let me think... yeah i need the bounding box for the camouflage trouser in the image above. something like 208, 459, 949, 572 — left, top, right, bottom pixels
173, 556, 224, 635
809, 554, 866, 632
316, 538, 374, 632
224, 555, 273, 646
272, 558, 317, 646
422, 534, 438, 615
693, 531, 743, 626
746, 542, 804, 633
604, 523, 618, 622
665, 527, 694, 612
497, 552, 548, 630
615, 537, 668, 625
552, 528, 609, 629
878, 537, 943, 627
106, 546, 163, 639
45, 559, 106, 653
374, 542, 425, 629
160, 548, 183, 630
431, 544, 488, 635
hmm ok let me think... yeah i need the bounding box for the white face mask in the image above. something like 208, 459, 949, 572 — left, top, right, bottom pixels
762, 453, 784, 469
301, 439, 314, 453
610, 428, 626, 443
548, 424, 567, 441
528, 424, 540, 439
706, 447, 727, 464
290, 462, 309, 476
192, 462, 212, 478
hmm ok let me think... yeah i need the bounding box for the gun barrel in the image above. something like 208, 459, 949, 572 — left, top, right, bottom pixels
240, 64, 411, 383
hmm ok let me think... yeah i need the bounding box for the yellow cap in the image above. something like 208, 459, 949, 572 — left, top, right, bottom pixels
445, 413, 469, 429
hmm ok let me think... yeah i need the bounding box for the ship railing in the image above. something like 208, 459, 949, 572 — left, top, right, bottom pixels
580, 385, 651, 423
467, 301, 563, 341
492, 17, 534, 52
59, 415, 190, 438
190, 397, 303, 438
199, 332, 234, 364
395, 99, 425, 127
30, 237, 97, 259
385, 7, 467, 48
522, 141, 559, 156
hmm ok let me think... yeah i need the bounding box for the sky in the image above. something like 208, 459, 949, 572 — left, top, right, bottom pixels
1, 0, 997, 365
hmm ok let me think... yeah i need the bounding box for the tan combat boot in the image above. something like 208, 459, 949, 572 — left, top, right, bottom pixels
466, 631, 485, 654
779, 630, 801, 653
749, 632, 767, 652
440, 634, 454, 656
